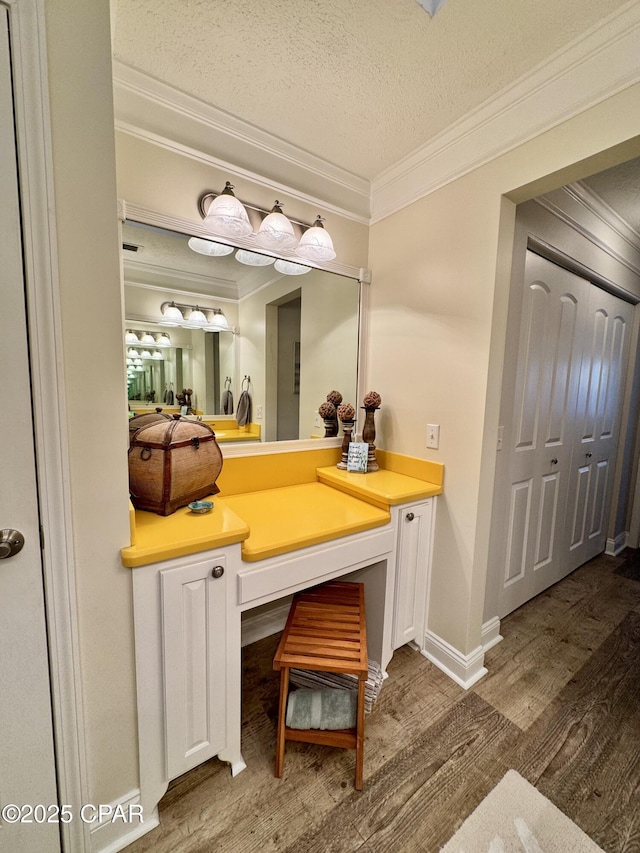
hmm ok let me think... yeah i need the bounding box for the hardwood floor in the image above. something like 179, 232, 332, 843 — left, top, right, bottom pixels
124, 550, 640, 853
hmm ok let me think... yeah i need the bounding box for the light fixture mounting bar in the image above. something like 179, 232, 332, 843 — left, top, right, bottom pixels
198, 192, 314, 232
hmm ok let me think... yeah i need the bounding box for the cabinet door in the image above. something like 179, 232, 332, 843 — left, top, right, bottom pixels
393, 500, 433, 649
161, 558, 227, 780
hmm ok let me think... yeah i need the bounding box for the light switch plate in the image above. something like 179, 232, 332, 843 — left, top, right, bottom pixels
426, 424, 440, 449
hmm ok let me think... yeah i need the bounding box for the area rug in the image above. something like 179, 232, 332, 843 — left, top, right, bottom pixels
440, 770, 605, 852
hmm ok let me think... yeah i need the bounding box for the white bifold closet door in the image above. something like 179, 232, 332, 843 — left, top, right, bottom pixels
498, 250, 633, 618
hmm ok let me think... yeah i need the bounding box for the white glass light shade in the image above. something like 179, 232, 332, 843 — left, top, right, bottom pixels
133, 358, 143, 366
141, 332, 155, 345
127, 348, 140, 358
202, 182, 252, 238
160, 303, 184, 326
151, 351, 163, 360
126, 358, 134, 366
134, 365, 144, 372
188, 236, 234, 257
125, 330, 139, 344
296, 216, 336, 261
156, 333, 171, 346
274, 259, 311, 276
254, 202, 298, 251
235, 249, 275, 267
183, 307, 209, 329
141, 350, 152, 359
209, 312, 230, 331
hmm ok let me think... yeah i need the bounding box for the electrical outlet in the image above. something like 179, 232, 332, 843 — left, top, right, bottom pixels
256, 405, 263, 419
426, 424, 440, 449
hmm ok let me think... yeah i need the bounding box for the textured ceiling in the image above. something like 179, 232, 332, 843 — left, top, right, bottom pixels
111, 0, 631, 181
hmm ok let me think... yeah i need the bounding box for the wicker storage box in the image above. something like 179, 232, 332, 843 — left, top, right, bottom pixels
128, 408, 173, 444
128, 415, 223, 515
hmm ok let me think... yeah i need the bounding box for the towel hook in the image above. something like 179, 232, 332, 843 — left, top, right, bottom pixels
242, 375, 251, 391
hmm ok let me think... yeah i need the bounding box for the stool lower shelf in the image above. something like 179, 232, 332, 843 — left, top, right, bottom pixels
273, 580, 368, 790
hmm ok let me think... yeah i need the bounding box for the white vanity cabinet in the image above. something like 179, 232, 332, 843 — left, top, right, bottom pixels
392, 498, 435, 650
132, 547, 245, 823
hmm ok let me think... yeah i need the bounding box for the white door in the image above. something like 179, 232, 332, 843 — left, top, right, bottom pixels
499, 251, 590, 616
564, 286, 633, 568
498, 251, 634, 618
0, 8, 61, 852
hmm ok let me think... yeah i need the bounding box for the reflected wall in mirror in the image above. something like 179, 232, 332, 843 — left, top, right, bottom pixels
122, 217, 361, 442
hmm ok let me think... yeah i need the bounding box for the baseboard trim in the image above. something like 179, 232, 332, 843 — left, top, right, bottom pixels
606, 531, 628, 556
421, 630, 487, 690
89, 789, 157, 853
481, 617, 503, 652
241, 599, 291, 647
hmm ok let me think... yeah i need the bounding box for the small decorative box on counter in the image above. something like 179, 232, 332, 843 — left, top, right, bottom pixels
128, 415, 223, 516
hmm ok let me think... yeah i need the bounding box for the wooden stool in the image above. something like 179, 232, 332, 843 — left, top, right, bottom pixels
273, 580, 368, 790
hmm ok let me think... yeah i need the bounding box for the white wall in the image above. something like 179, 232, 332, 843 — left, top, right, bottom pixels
44, 0, 138, 812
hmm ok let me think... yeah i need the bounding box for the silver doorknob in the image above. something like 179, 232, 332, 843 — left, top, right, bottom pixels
0, 529, 25, 559
211, 565, 224, 579
406, 512, 415, 521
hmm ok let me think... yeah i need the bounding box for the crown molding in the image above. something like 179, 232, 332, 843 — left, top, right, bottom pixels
535, 182, 640, 281
112, 62, 371, 222
370, 1, 640, 223
113, 3, 640, 228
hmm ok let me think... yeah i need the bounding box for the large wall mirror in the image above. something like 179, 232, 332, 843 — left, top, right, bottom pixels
122, 209, 364, 446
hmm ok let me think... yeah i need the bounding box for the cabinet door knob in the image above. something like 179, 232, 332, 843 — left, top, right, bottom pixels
550, 458, 558, 465
211, 565, 224, 579
405, 512, 415, 522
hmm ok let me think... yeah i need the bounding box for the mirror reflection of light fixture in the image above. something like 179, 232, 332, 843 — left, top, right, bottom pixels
160, 302, 184, 326
151, 351, 163, 360
188, 236, 234, 257
140, 332, 155, 345
141, 350, 152, 359
125, 330, 139, 344
296, 216, 336, 261
156, 332, 171, 346
255, 201, 298, 251
274, 259, 312, 276
235, 249, 275, 267
127, 348, 140, 358
159, 301, 234, 333
134, 365, 145, 372
202, 182, 252, 238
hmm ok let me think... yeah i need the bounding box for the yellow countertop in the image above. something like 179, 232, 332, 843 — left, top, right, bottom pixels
121, 498, 250, 568
221, 482, 390, 562
316, 466, 442, 509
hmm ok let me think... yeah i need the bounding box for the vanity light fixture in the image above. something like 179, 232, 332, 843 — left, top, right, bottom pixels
127, 348, 140, 358
254, 201, 298, 251
151, 350, 163, 360
188, 236, 234, 257
202, 182, 252, 238
125, 330, 139, 344
235, 249, 275, 267
140, 332, 156, 345
197, 188, 338, 263
296, 216, 336, 261
155, 332, 172, 346
274, 259, 312, 276
160, 302, 184, 327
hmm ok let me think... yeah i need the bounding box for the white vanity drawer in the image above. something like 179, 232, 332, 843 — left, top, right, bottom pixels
237, 525, 394, 609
